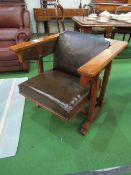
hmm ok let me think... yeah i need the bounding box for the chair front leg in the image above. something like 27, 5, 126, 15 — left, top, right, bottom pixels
111, 32, 115, 39
80, 74, 100, 135
37, 57, 44, 74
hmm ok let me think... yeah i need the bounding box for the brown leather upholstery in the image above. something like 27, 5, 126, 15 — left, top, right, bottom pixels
19, 70, 90, 120
19, 31, 110, 121
0, 5, 31, 72
54, 31, 110, 76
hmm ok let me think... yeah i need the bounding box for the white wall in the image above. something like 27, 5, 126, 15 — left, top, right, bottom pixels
59, 0, 90, 8
25, 0, 91, 33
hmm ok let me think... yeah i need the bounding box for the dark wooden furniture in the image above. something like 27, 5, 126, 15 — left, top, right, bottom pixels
54, 3, 65, 33
40, 0, 57, 7
0, 2, 31, 72
73, 16, 131, 37
90, 0, 131, 14
40, 0, 57, 33
10, 31, 127, 135
111, 4, 131, 42
0, 0, 25, 5
34, 8, 88, 35
83, 4, 106, 37
91, 0, 128, 3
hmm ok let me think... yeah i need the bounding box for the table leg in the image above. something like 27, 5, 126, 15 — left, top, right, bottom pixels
83, 27, 92, 33
36, 22, 39, 37
74, 22, 81, 32
105, 27, 113, 38
43, 21, 50, 34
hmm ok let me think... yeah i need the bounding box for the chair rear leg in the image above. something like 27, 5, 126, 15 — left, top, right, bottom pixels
128, 34, 131, 42
123, 34, 126, 41
97, 61, 112, 106
80, 74, 100, 135
111, 32, 115, 39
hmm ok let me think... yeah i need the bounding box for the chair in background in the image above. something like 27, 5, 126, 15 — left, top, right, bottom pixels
54, 3, 65, 33
0, 4, 31, 72
111, 4, 131, 42
40, 0, 57, 7
10, 31, 127, 135
83, 4, 106, 37
40, 0, 65, 35
83, 4, 95, 15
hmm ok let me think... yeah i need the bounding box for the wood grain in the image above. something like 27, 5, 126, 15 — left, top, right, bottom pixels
10, 33, 59, 52
78, 40, 128, 77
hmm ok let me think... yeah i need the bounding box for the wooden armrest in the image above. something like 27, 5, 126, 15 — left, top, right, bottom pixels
11, 33, 59, 52
10, 33, 59, 63
78, 39, 128, 77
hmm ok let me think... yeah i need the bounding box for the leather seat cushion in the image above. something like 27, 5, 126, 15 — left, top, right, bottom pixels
54, 31, 110, 76
19, 70, 90, 120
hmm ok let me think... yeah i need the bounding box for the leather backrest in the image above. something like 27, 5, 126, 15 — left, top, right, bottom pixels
54, 31, 110, 76
0, 5, 24, 28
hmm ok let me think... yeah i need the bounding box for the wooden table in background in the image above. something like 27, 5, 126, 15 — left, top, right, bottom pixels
72, 16, 131, 37
34, 8, 88, 35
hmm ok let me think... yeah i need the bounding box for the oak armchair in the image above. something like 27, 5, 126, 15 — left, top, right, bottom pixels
10, 31, 127, 135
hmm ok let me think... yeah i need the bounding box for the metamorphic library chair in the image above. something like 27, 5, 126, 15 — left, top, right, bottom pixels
10, 31, 127, 135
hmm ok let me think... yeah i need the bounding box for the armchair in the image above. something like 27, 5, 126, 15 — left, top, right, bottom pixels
10, 31, 127, 135
0, 5, 31, 72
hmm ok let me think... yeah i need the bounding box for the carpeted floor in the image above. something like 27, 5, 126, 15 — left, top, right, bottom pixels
0, 36, 131, 175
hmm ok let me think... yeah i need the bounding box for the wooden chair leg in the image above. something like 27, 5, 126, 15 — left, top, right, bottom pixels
36, 103, 40, 108
128, 34, 131, 42
80, 62, 112, 135
80, 74, 100, 135
37, 57, 44, 74
97, 61, 112, 106
104, 31, 107, 38
111, 32, 115, 39
123, 34, 126, 41
56, 20, 61, 33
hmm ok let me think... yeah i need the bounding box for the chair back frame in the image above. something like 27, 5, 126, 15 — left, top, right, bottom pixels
54, 3, 65, 33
